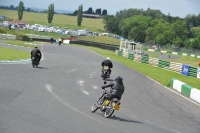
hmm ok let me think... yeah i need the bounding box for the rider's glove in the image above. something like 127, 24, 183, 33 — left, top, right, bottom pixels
101, 86, 105, 89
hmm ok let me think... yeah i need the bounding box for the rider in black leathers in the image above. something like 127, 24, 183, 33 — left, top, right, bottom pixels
101, 57, 113, 77
99, 76, 125, 105
31, 45, 42, 64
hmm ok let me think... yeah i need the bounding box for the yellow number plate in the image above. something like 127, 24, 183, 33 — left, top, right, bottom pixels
114, 104, 120, 110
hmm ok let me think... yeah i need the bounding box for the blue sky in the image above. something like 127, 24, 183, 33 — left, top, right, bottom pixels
1, 0, 200, 18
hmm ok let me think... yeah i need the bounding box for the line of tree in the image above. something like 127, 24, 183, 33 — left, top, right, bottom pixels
72, 7, 107, 16
103, 8, 200, 49
0, 5, 37, 12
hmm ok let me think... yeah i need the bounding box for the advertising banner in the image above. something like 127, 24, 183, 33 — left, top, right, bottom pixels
181, 64, 189, 76
197, 68, 200, 79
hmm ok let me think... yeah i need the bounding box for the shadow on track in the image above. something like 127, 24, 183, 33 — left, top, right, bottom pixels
94, 112, 143, 124
111, 116, 143, 124
35, 66, 48, 69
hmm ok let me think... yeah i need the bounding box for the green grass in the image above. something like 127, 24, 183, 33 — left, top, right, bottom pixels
0, 46, 29, 60
74, 44, 200, 90
78, 36, 120, 45
0, 39, 42, 48
0, 9, 104, 31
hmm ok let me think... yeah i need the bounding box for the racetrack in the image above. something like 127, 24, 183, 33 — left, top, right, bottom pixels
0, 43, 200, 133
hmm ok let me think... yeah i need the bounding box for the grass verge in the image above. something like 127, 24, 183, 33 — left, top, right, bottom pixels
147, 51, 199, 67
0, 46, 29, 60
0, 39, 42, 48
0, 9, 104, 31
75, 44, 200, 90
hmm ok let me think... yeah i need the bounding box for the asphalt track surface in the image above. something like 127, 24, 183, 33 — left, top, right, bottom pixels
0, 43, 200, 133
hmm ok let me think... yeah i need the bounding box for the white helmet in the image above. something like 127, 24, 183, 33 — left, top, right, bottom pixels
34, 44, 38, 48
107, 57, 110, 60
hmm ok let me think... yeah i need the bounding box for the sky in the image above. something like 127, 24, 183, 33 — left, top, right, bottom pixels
1, 0, 200, 18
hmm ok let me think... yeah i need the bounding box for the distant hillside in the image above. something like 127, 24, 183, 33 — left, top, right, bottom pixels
29, 7, 73, 14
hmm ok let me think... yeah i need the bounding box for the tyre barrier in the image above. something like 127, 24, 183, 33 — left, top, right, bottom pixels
0, 34, 16, 40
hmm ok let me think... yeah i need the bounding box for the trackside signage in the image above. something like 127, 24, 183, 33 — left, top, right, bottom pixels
197, 68, 200, 79
181, 64, 189, 76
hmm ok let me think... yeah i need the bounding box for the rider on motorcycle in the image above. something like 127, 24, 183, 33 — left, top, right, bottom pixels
31, 45, 42, 64
50, 36, 54, 44
98, 76, 125, 106
101, 57, 113, 78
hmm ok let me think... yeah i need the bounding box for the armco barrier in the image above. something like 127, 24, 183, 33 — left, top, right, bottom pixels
170, 78, 200, 103
70, 40, 119, 51
189, 66, 198, 78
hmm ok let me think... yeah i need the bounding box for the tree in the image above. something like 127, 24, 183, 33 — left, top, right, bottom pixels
18, 1, 24, 20
103, 15, 120, 34
87, 7, 93, 14
77, 4, 83, 26
95, 8, 101, 15
10, 5, 15, 10
102, 9, 107, 15
73, 10, 78, 16
47, 3, 54, 23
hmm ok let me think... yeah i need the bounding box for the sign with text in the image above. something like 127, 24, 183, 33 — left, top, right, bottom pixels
181, 64, 189, 76
197, 68, 200, 79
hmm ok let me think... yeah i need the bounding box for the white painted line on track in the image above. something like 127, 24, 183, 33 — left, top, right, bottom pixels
78, 80, 84, 86
66, 69, 77, 73
77, 80, 89, 95
87, 49, 200, 107
45, 84, 129, 133
91, 85, 98, 89
82, 91, 89, 95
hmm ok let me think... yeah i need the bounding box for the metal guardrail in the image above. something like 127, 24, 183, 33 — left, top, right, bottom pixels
70, 40, 119, 51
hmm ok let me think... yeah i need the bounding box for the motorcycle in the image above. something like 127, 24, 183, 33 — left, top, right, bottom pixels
31, 56, 39, 67
58, 41, 61, 46
101, 66, 110, 80
91, 86, 121, 118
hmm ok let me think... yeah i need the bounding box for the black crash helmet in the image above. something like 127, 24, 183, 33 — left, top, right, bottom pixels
115, 76, 123, 83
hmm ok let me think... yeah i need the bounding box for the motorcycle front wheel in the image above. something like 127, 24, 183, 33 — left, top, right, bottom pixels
91, 99, 101, 113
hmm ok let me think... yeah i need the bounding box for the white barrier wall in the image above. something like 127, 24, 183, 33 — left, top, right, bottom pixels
0, 34, 16, 40
63, 40, 70, 44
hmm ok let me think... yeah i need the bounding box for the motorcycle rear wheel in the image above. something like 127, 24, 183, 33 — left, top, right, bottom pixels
104, 106, 114, 118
